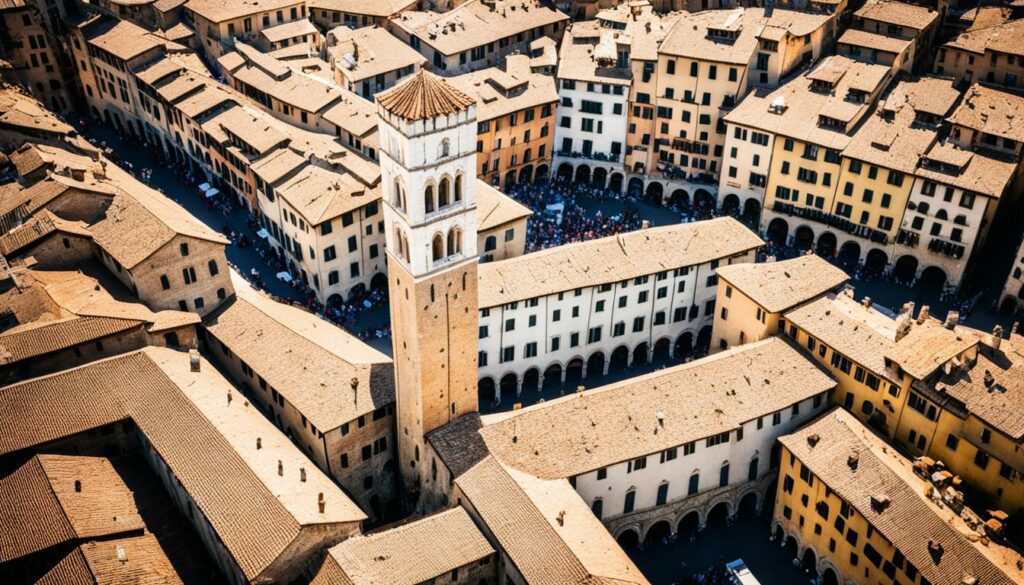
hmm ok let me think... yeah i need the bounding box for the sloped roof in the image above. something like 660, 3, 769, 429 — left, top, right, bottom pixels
377, 70, 475, 121
935, 334, 1024, 440
716, 254, 849, 313
781, 409, 1022, 585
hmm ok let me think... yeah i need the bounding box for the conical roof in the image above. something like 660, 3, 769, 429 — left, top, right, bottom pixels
376, 70, 475, 121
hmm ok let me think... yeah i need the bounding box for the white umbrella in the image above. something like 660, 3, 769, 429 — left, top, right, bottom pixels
198, 182, 211, 192
256, 229, 269, 239
276, 271, 293, 282
205, 188, 220, 198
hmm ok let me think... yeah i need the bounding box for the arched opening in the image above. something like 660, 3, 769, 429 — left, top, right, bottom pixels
645, 181, 664, 205
894, 255, 919, 283
535, 164, 549, 183
738, 492, 758, 518
557, 163, 573, 182
816, 232, 837, 258
424, 185, 435, 213
722, 194, 740, 215
447, 228, 462, 256
696, 326, 712, 355
671, 189, 690, 207
327, 293, 343, 308
675, 332, 694, 359
767, 218, 789, 246
440, 138, 450, 158
742, 198, 761, 225
822, 567, 840, 585
393, 179, 404, 210
616, 528, 639, 549
645, 520, 671, 545
370, 272, 388, 290
801, 548, 817, 573
706, 502, 730, 528
586, 352, 606, 377
608, 172, 624, 192
794, 225, 815, 251
519, 165, 533, 184
393, 227, 405, 260
783, 535, 799, 559
522, 368, 540, 392
694, 189, 714, 209
574, 165, 591, 185
677, 511, 700, 536
454, 175, 463, 202
838, 241, 861, 269
864, 249, 888, 276
652, 337, 671, 362
632, 342, 649, 366
504, 170, 517, 192
592, 167, 608, 189
543, 363, 562, 389
439, 178, 451, 207
609, 346, 629, 372
499, 373, 518, 398
920, 266, 947, 291
627, 177, 644, 198
565, 357, 584, 384
479, 377, 496, 405
432, 234, 444, 261
348, 283, 367, 302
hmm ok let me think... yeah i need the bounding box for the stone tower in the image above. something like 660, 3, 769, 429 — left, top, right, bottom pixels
375, 71, 480, 505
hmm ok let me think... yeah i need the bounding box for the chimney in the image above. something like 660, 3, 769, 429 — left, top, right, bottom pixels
862, 296, 872, 309
300, 467, 307, 482
807, 434, 820, 447
944, 311, 959, 330
928, 540, 944, 562
984, 370, 995, 388
227, 390, 232, 405
318, 492, 326, 514
557, 510, 565, 526
641, 220, 651, 229
917, 305, 930, 324
847, 453, 859, 471
984, 325, 1004, 351
189, 349, 201, 372
278, 460, 283, 476
257, 437, 262, 449
903, 301, 915, 317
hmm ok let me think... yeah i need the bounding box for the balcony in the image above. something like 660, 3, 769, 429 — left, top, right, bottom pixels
555, 150, 620, 163
927, 237, 965, 259
771, 202, 889, 245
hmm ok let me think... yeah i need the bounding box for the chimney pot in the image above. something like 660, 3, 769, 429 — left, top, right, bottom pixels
862, 296, 872, 308
318, 492, 325, 514
300, 467, 307, 482
189, 350, 201, 372
984, 370, 995, 388
847, 453, 859, 470
641, 220, 650, 229
278, 460, 283, 476
918, 305, 930, 324
807, 434, 820, 447
944, 311, 959, 330
257, 437, 262, 449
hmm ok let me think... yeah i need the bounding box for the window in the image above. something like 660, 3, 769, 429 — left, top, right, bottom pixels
687, 472, 699, 495
623, 490, 636, 513
656, 483, 669, 505
945, 434, 959, 451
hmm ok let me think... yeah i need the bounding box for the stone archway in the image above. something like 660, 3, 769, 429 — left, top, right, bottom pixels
645, 520, 672, 544
652, 337, 672, 362
632, 342, 649, 366
742, 198, 761, 225
801, 548, 817, 574
722, 194, 740, 215
543, 363, 562, 388
674, 332, 694, 360
865, 248, 888, 276
738, 491, 759, 517
479, 377, 496, 405
565, 357, 584, 384
706, 501, 730, 528
920, 266, 947, 291
519, 165, 533, 184
822, 567, 840, 585
574, 165, 591, 185
794, 225, 814, 251
694, 189, 715, 209
592, 167, 608, 189
535, 164, 549, 183
894, 255, 919, 283
587, 351, 606, 378
608, 172, 624, 193
671, 188, 690, 207
616, 527, 640, 549
504, 170, 517, 191
627, 177, 644, 198
557, 163, 573, 182
522, 367, 540, 392
370, 272, 388, 290
816, 232, 837, 258
838, 241, 861, 268
645, 181, 664, 205
609, 345, 630, 372
767, 218, 789, 246
677, 510, 700, 536
696, 326, 712, 355
499, 373, 518, 399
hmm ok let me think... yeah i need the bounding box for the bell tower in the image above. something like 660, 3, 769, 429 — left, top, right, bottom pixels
375, 71, 480, 505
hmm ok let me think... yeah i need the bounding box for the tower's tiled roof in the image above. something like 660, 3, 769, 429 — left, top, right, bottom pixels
376, 70, 474, 121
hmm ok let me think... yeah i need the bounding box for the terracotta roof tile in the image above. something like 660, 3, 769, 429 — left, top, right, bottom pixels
376, 70, 475, 121
716, 255, 849, 313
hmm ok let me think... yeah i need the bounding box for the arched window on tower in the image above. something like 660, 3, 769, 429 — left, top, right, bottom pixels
439, 177, 450, 208
425, 185, 435, 213
454, 174, 463, 202
432, 233, 444, 261
394, 179, 405, 211
440, 138, 450, 159
447, 227, 462, 257
394, 226, 405, 259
